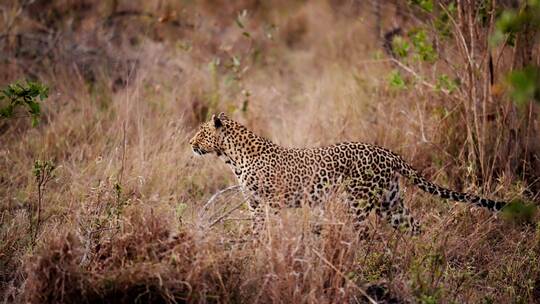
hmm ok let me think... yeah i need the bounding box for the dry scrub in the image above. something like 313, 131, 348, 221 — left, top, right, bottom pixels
1, 1, 539, 303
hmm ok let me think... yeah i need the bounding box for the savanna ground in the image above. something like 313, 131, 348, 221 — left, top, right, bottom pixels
1, 1, 540, 303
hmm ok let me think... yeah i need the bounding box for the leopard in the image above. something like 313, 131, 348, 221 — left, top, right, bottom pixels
189, 113, 507, 235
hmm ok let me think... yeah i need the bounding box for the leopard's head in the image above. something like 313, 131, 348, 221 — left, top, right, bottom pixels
189, 112, 228, 156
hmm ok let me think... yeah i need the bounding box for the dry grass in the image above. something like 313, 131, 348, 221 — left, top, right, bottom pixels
1, 0, 539, 303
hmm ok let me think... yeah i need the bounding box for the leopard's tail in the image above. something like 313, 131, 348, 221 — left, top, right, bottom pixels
394, 155, 506, 211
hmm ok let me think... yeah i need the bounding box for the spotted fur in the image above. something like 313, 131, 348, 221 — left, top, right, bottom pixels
190, 113, 507, 234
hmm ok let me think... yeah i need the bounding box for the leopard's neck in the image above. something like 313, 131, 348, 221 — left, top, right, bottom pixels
217, 121, 281, 172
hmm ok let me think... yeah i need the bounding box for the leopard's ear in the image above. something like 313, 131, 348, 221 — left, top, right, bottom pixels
213, 114, 223, 128
218, 112, 228, 120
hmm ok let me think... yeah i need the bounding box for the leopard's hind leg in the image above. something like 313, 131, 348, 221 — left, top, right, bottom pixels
344, 186, 379, 236
377, 174, 421, 235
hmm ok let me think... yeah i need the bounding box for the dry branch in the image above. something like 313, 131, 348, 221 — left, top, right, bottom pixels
201, 185, 242, 212
199, 185, 246, 229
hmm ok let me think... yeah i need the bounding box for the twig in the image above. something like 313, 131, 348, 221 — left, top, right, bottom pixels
390, 58, 450, 95
197, 185, 246, 229
440, 2, 479, 178
33, 163, 54, 241
311, 248, 378, 304
201, 185, 242, 211
223, 217, 252, 221
119, 121, 127, 185
35, 177, 42, 240
207, 200, 247, 228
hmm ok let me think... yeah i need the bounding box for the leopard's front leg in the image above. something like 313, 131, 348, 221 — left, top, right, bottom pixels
248, 198, 265, 237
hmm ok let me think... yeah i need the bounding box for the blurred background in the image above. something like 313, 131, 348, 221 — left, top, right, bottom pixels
1, 0, 539, 303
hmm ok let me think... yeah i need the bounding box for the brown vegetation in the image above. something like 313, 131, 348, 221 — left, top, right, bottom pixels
1, 0, 539, 303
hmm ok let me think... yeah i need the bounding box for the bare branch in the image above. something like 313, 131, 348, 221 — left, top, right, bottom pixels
207, 200, 247, 228
390, 58, 450, 95
201, 185, 242, 212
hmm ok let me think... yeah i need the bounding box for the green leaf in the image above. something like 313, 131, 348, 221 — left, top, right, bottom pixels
176, 203, 188, 218
496, 10, 521, 33
0, 104, 14, 118
31, 116, 39, 127
3, 88, 13, 98
235, 9, 248, 29
0, 80, 49, 126
33, 160, 42, 178
235, 18, 244, 29
410, 29, 437, 62
409, 0, 433, 12
28, 101, 41, 115
491, 6, 540, 46
389, 70, 407, 90
435, 3, 456, 38
507, 66, 540, 106
232, 56, 241, 68
39, 91, 48, 100
391, 36, 410, 58
501, 199, 537, 224
436, 74, 458, 93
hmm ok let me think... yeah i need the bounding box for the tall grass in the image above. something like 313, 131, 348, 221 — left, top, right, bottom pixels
1, 0, 539, 303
